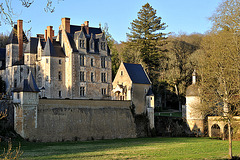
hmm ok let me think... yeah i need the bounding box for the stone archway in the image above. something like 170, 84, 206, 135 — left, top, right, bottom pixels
224, 124, 229, 140
211, 124, 220, 137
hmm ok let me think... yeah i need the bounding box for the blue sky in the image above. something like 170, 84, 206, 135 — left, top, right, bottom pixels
0, 0, 222, 42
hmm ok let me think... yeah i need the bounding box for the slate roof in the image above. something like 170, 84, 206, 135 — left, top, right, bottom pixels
13, 58, 24, 66
70, 25, 102, 37
7, 25, 28, 44
12, 71, 40, 92
24, 37, 39, 53
0, 48, 6, 69
146, 88, 154, 96
42, 38, 65, 57
67, 33, 78, 52
0, 48, 6, 60
123, 63, 151, 84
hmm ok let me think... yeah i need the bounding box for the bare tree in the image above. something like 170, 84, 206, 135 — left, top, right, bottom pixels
0, 0, 62, 27
199, 30, 240, 159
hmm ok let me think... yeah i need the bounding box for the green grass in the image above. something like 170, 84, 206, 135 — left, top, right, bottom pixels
155, 112, 182, 117
1, 137, 240, 159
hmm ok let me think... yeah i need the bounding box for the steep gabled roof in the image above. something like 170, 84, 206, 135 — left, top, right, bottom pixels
42, 38, 65, 57
24, 37, 39, 53
67, 33, 78, 52
7, 25, 28, 44
123, 63, 151, 84
12, 71, 40, 92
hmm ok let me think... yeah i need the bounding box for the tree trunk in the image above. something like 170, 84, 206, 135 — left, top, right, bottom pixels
228, 119, 232, 159
174, 84, 181, 112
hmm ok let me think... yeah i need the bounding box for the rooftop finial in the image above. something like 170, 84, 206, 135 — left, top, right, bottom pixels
192, 70, 196, 85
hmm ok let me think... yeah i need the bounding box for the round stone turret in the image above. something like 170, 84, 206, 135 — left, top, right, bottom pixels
186, 70, 204, 134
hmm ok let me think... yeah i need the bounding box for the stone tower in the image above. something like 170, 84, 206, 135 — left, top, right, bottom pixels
146, 88, 155, 130
12, 71, 40, 139
186, 70, 204, 134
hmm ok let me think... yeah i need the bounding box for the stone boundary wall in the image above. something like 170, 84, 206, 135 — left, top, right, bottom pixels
25, 99, 136, 142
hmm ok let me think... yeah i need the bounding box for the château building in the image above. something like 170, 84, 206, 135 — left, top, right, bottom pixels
1, 18, 112, 99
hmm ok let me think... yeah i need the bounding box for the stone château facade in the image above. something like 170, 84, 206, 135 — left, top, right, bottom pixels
1, 18, 112, 99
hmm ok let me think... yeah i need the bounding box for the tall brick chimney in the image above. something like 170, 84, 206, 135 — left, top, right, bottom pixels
61, 17, 70, 33
84, 21, 89, 35
17, 20, 23, 61
45, 26, 54, 42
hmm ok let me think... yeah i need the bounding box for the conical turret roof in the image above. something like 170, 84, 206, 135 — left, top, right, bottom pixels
12, 71, 40, 92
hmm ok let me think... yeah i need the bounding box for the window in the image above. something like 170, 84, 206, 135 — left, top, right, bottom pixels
17, 93, 20, 99
91, 58, 94, 67
121, 71, 123, 76
80, 71, 85, 82
101, 73, 106, 83
101, 88, 106, 95
14, 79, 17, 88
101, 57, 106, 68
91, 72, 94, 82
80, 55, 84, 66
59, 59, 62, 64
27, 68, 29, 74
59, 91, 62, 98
58, 71, 62, 81
38, 66, 40, 71
46, 58, 48, 63
80, 40, 85, 48
27, 55, 29, 61
91, 41, 94, 50
46, 76, 49, 81
80, 87, 85, 97
101, 42, 106, 50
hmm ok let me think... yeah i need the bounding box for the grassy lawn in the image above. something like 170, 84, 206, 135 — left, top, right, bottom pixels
1, 137, 240, 159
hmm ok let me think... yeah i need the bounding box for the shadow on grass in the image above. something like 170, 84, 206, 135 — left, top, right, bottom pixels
0, 137, 235, 159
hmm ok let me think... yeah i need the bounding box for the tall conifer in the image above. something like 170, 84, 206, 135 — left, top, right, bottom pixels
127, 3, 167, 80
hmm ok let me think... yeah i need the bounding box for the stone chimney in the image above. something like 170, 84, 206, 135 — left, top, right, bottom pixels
45, 26, 54, 42
61, 17, 70, 33
17, 20, 23, 61
37, 34, 44, 39
84, 21, 89, 35
192, 70, 196, 85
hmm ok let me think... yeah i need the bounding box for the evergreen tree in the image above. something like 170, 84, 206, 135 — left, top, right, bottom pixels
127, 3, 167, 80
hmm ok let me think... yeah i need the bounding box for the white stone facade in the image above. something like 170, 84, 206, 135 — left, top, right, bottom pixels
2, 18, 112, 99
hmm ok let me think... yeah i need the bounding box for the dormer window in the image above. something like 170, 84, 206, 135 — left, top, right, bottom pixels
80, 40, 85, 48
101, 42, 106, 50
